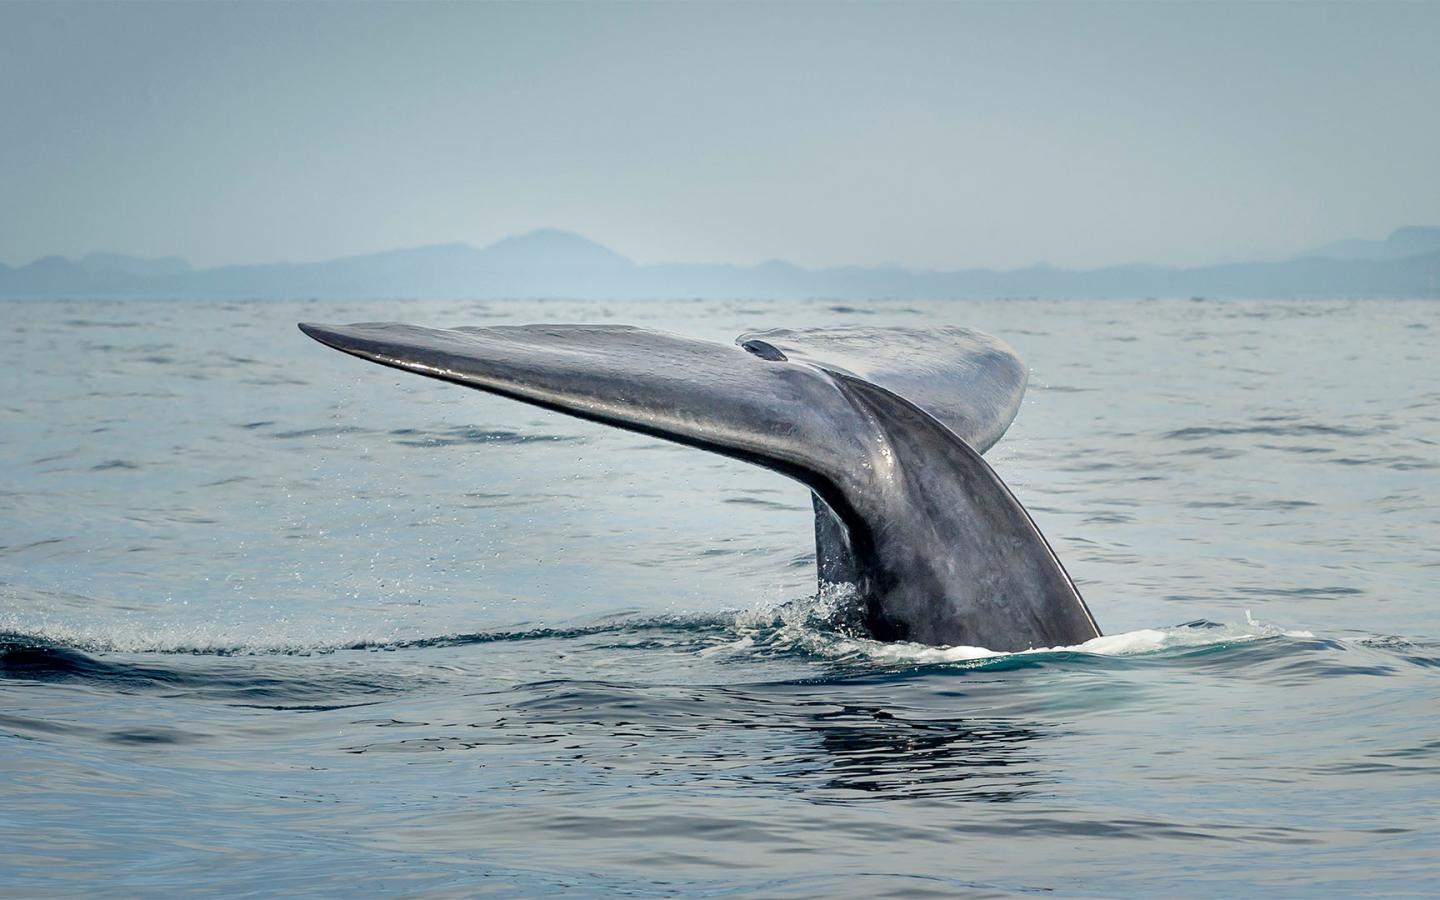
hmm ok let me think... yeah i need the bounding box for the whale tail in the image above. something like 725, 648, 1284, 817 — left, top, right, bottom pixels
299, 321, 1099, 651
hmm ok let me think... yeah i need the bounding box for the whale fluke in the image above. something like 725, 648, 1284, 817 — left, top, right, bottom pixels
299, 322, 1100, 651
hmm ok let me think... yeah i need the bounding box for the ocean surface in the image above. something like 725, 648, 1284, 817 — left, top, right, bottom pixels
2, 296, 1437, 895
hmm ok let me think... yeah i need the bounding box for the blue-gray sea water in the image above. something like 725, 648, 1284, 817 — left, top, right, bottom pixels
2, 297, 1437, 895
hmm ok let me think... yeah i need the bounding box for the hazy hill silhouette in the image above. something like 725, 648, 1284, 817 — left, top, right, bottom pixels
3, 227, 1438, 300
1302, 226, 1440, 262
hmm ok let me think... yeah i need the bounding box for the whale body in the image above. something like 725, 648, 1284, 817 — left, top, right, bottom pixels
300, 322, 1101, 651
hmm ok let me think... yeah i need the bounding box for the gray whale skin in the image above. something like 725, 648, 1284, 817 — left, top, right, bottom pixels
300, 322, 1101, 652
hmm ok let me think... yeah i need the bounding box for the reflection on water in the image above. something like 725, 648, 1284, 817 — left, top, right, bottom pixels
808, 706, 1049, 801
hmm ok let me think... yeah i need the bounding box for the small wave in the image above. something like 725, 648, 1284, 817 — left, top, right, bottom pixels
0, 538, 71, 557
91, 459, 141, 471
351, 616, 732, 652
387, 426, 579, 447
1329, 455, 1438, 471
1163, 423, 1376, 440
0, 613, 734, 658
61, 319, 147, 328
269, 425, 370, 440
0, 635, 426, 709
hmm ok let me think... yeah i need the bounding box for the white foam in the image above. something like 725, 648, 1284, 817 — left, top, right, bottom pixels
724, 589, 1315, 665
0, 583, 432, 655
0, 616, 407, 656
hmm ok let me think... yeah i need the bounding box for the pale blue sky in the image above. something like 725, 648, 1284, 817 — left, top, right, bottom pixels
2, 1, 1437, 270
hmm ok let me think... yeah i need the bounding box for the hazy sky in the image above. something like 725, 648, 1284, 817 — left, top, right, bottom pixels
2, 1, 1437, 270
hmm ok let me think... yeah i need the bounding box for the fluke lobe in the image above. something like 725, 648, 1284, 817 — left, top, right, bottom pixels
299, 322, 1101, 651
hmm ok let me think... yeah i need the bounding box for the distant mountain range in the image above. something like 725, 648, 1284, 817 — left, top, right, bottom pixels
4, 226, 1439, 300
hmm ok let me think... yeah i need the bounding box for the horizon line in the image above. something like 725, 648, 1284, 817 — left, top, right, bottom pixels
6, 223, 1440, 275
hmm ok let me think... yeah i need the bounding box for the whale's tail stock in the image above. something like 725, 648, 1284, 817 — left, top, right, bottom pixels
299, 322, 1100, 651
